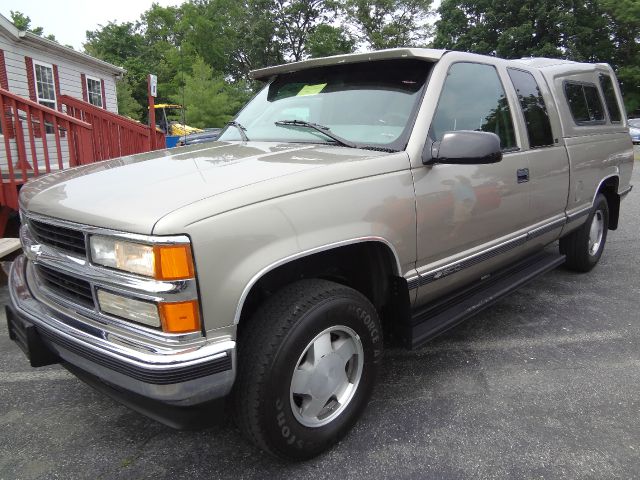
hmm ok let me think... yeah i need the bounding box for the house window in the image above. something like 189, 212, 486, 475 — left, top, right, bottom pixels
33, 61, 56, 109
86, 76, 103, 107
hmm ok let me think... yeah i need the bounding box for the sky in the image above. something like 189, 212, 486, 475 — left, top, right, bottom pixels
1, 0, 186, 51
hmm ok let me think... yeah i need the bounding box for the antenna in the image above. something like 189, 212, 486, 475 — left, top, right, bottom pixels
180, 41, 186, 145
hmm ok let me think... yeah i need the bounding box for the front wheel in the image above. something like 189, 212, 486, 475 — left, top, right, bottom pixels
560, 193, 609, 272
233, 279, 383, 460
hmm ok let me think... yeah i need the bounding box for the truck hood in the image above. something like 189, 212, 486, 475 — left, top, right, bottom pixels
20, 141, 392, 234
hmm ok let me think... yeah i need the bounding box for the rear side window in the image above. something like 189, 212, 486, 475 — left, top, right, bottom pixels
564, 82, 605, 124
431, 62, 516, 150
507, 69, 554, 148
599, 74, 622, 123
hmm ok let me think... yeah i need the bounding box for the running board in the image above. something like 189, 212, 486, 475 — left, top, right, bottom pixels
405, 251, 565, 349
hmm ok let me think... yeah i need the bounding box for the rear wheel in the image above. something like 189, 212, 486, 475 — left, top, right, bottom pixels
560, 193, 609, 272
233, 279, 382, 460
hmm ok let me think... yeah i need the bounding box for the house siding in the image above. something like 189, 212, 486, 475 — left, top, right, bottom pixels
0, 33, 119, 113
0, 31, 121, 174
1, 131, 70, 175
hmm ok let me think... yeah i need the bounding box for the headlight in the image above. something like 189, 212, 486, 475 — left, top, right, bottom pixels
89, 235, 195, 280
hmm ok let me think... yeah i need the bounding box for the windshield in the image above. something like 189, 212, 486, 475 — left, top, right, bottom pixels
218, 59, 432, 151
629, 119, 640, 128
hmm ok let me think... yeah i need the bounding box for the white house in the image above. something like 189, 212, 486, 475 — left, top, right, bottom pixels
0, 13, 163, 225
0, 13, 124, 113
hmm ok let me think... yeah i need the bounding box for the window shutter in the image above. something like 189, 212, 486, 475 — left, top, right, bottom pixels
52, 64, 66, 138
80, 73, 88, 102
0, 49, 8, 90
24, 56, 41, 137
100, 79, 107, 109
52, 64, 62, 111
0, 49, 15, 138
25, 57, 37, 101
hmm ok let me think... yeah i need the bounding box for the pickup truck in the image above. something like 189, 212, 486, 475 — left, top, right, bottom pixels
6, 49, 634, 460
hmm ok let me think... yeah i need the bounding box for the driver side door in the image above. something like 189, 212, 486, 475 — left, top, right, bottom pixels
411, 60, 532, 307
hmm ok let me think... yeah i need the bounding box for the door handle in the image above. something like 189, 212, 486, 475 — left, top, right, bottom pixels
517, 168, 530, 184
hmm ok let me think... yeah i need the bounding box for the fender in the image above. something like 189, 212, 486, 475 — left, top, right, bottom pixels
232, 236, 402, 325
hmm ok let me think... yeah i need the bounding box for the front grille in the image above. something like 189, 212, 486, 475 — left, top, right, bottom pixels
36, 265, 94, 309
29, 219, 86, 256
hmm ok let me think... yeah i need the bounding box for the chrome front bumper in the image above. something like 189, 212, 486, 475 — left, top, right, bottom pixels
8, 255, 236, 406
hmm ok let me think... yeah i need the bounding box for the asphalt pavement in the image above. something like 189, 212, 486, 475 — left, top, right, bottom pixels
1, 160, 638, 479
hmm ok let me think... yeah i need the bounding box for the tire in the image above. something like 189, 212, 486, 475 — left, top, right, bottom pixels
560, 193, 609, 272
233, 279, 383, 460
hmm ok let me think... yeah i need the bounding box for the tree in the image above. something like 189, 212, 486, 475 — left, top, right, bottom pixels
173, 57, 249, 128
307, 24, 356, 57
116, 79, 143, 120
273, 0, 333, 61
85, 22, 151, 116
10, 10, 45, 36
433, 0, 573, 58
601, 0, 640, 114
344, 0, 434, 49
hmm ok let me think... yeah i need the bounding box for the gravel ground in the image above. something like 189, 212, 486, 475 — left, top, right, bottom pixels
0, 160, 638, 479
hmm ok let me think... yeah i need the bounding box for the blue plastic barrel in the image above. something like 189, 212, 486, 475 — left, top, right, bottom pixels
165, 135, 182, 148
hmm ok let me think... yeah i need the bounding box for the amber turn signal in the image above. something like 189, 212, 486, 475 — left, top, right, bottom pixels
159, 300, 201, 333
154, 244, 195, 280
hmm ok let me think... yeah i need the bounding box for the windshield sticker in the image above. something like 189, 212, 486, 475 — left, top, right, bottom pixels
297, 83, 327, 96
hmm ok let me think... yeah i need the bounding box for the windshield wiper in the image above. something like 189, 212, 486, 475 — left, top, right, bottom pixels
274, 119, 357, 148
226, 120, 249, 141
359, 145, 400, 153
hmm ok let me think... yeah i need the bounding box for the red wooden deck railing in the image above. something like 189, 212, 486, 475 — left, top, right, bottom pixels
0, 89, 167, 235
0, 87, 94, 211
61, 95, 165, 162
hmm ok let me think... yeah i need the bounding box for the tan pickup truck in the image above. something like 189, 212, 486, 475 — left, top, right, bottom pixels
6, 49, 634, 460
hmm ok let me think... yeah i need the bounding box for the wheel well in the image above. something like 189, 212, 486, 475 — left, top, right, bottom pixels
237, 242, 411, 345
598, 177, 620, 230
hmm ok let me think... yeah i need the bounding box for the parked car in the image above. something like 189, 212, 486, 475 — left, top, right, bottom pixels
629, 118, 640, 144
6, 49, 634, 460
178, 128, 221, 146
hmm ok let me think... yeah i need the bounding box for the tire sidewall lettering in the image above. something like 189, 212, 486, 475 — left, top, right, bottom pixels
264, 293, 382, 456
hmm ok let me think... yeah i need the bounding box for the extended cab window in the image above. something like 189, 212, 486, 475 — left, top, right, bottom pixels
564, 82, 605, 124
431, 62, 516, 150
507, 69, 554, 148
599, 74, 622, 123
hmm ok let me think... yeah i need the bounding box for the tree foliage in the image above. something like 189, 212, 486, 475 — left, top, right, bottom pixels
172, 57, 249, 128
51, 0, 639, 123
344, 0, 433, 49
10, 10, 56, 40
116, 79, 143, 120
307, 24, 356, 57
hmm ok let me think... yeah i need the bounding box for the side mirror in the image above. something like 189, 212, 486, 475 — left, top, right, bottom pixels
423, 130, 503, 165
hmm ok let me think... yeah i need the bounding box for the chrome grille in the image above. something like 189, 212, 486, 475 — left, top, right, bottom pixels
36, 264, 94, 309
28, 219, 86, 256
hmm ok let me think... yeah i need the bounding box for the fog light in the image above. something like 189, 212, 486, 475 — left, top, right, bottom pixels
97, 289, 161, 328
